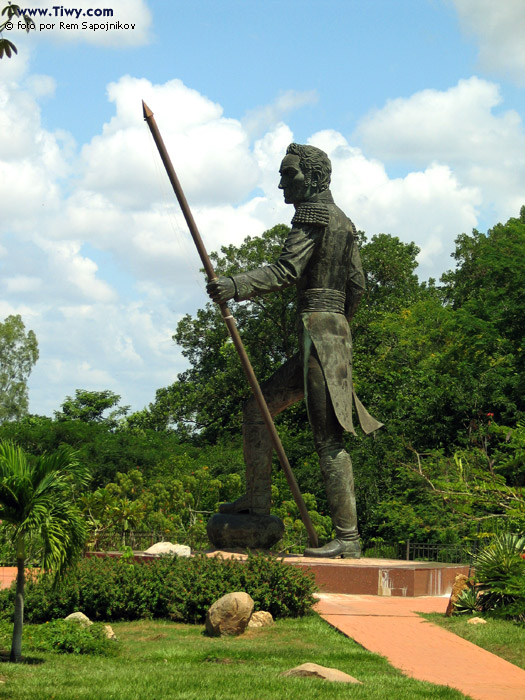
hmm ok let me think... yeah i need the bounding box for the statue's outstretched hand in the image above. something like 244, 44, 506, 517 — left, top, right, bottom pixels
206, 276, 235, 303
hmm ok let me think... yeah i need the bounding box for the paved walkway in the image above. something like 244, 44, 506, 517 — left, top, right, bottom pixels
315, 593, 525, 700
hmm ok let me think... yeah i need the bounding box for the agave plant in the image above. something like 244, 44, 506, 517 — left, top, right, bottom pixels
474, 532, 525, 619
454, 586, 480, 615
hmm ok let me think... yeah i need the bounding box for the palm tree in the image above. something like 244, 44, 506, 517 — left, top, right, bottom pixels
0, 441, 89, 662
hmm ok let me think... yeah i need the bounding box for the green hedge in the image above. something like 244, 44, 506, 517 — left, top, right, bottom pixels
0, 554, 317, 624
0, 619, 118, 656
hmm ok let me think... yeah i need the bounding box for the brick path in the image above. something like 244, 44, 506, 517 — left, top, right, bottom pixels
315, 593, 525, 700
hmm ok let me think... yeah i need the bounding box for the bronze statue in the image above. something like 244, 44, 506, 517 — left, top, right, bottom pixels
207, 143, 382, 558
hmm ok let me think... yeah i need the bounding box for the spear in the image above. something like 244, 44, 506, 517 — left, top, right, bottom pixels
142, 101, 318, 548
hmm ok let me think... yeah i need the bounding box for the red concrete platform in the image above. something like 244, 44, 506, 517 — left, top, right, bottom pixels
208, 551, 470, 597
3, 550, 466, 598
0, 567, 17, 590
87, 550, 469, 597
286, 555, 470, 596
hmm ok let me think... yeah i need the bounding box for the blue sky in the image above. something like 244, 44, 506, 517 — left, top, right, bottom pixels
1, 0, 524, 418
35, 1, 472, 142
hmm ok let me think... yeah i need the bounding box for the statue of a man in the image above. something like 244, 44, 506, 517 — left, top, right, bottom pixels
207, 143, 382, 558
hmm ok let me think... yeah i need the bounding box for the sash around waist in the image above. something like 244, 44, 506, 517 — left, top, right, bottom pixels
299, 288, 345, 314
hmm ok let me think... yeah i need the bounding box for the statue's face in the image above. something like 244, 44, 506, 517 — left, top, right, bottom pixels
278, 154, 314, 204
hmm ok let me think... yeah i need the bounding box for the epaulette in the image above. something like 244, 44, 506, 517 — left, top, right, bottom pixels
291, 202, 330, 227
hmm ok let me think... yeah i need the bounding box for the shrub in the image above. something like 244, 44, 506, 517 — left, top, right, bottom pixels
0, 554, 317, 624
453, 532, 525, 621
454, 586, 479, 615
475, 532, 525, 620
0, 619, 117, 655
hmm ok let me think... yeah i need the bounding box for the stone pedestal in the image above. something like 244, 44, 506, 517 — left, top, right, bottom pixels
207, 513, 284, 550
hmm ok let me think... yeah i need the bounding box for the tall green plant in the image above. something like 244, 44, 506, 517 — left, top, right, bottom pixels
455, 532, 525, 620
474, 532, 525, 619
0, 441, 89, 661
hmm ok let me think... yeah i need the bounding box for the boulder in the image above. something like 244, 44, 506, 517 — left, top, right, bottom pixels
247, 611, 274, 628
144, 542, 191, 557
445, 573, 470, 616
104, 624, 118, 640
281, 663, 361, 684
205, 592, 254, 637
64, 611, 92, 627
467, 616, 487, 625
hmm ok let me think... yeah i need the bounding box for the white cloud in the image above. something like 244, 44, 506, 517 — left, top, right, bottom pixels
0, 42, 31, 83
0, 72, 73, 229
26, 295, 185, 416
453, 0, 525, 85
39, 239, 117, 303
243, 90, 318, 138
5, 276, 42, 294
24, 74, 56, 99
0, 159, 61, 221
80, 76, 259, 209
3, 61, 523, 417
353, 77, 525, 223
0, 301, 39, 323
311, 130, 480, 277
7, 0, 152, 48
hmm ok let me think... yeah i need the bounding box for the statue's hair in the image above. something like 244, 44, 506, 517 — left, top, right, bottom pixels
286, 143, 331, 191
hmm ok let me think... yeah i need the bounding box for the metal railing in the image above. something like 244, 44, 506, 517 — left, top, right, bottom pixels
362, 539, 478, 564
84, 530, 174, 552
406, 541, 478, 564
86, 530, 480, 564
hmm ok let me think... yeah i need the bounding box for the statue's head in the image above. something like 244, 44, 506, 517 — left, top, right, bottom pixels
279, 143, 331, 205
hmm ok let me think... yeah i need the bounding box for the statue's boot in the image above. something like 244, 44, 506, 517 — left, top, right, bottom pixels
303, 537, 361, 559
303, 447, 361, 559
218, 420, 272, 516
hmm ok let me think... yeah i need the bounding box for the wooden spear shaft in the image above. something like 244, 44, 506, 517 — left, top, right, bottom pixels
142, 101, 318, 548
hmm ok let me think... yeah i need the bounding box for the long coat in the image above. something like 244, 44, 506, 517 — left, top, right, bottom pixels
231, 189, 383, 436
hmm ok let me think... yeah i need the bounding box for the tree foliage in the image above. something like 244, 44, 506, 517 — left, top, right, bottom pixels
140, 226, 434, 444
0, 3, 34, 59
442, 205, 525, 406
1, 210, 523, 555
139, 225, 299, 442
55, 389, 130, 429
115, 212, 524, 547
455, 533, 525, 621
0, 315, 39, 423
0, 441, 89, 661
365, 420, 525, 544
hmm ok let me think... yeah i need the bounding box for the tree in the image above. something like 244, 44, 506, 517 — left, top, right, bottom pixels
441, 207, 525, 412
140, 228, 438, 450
133, 215, 524, 547
0, 441, 89, 662
0, 3, 34, 58
0, 315, 39, 423
358, 233, 431, 315
0, 405, 192, 487
358, 296, 517, 446
142, 225, 299, 441
363, 421, 525, 545
55, 389, 130, 429
350, 233, 437, 421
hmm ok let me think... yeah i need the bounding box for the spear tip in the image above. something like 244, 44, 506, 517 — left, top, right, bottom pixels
142, 100, 153, 120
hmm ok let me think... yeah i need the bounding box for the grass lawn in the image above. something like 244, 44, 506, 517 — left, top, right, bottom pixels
421, 613, 525, 671
0, 614, 470, 700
